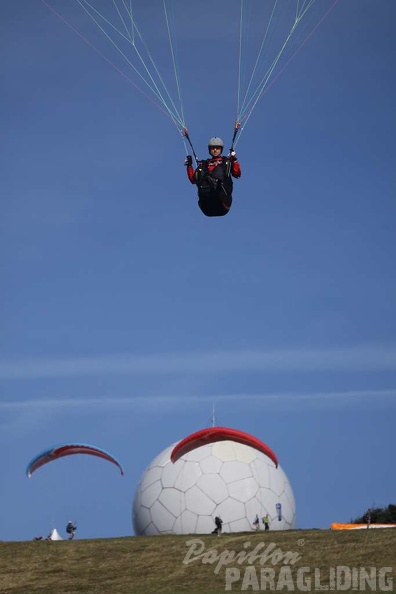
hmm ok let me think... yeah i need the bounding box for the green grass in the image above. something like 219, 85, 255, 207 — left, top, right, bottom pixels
0, 529, 395, 593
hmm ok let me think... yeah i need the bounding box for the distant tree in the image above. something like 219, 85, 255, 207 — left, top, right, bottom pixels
353, 504, 396, 524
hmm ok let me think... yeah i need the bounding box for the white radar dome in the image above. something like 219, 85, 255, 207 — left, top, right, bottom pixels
132, 428, 296, 535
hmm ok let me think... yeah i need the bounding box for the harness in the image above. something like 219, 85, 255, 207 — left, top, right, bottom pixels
195, 157, 233, 197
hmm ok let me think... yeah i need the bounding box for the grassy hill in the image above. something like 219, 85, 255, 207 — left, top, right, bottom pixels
1, 529, 395, 593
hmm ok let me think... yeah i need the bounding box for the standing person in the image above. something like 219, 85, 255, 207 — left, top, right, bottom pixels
66, 520, 77, 540
212, 516, 223, 536
253, 514, 260, 531
262, 513, 270, 531
365, 508, 372, 529
185, 137, 241, 217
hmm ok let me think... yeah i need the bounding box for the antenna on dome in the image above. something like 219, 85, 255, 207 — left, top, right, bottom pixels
211, 402, 216, 427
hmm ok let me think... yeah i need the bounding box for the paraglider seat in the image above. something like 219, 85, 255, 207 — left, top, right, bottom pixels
196, 171, 233, 218
198, 194, 232, 217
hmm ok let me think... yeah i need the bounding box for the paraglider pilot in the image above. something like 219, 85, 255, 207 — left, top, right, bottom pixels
185, 137, 241, 217
212, 515, 223, 535
66, 520, 77, 540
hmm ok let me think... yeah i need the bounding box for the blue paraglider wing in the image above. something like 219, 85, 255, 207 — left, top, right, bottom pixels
26, 443, 124, 477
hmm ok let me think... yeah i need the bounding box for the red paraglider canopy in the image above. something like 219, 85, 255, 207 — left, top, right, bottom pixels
170, 427, 278, 467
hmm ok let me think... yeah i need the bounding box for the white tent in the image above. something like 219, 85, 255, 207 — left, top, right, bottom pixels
48, 528, 63, 540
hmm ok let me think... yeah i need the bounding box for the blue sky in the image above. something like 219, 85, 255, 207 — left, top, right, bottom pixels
1, 0, 395, 541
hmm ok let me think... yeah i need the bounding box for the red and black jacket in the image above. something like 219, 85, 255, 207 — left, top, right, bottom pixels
187, 156, 241, 185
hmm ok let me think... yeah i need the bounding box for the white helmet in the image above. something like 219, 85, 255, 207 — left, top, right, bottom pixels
208, 137, 224, 149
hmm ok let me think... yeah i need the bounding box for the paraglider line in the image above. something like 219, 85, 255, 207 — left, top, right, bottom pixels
227, 122, 240, 176
39, 0, 177, 127
239, 0, 340, 127
73, 0, 184, 126
182, 128, 199, 164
